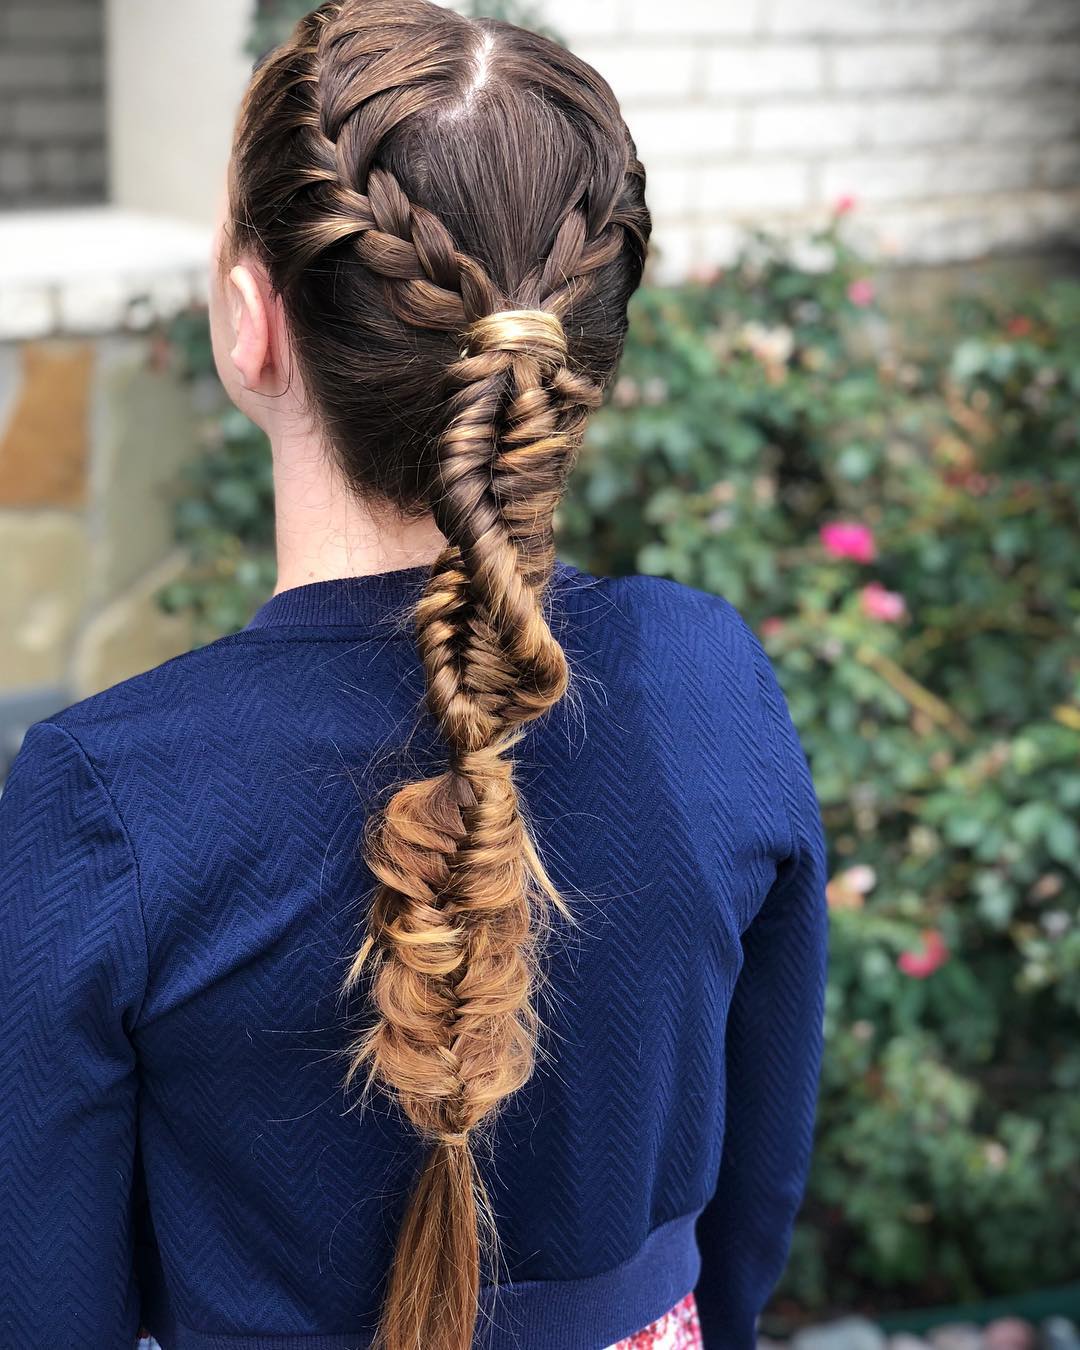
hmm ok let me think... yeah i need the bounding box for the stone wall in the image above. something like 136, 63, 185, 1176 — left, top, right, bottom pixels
0, 0, 107, 208
0, 207, 210, 775
535, 0, 1080, 280
0, 331, 201, 768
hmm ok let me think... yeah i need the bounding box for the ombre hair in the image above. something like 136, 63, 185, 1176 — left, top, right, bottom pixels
223, 4, 650, 1346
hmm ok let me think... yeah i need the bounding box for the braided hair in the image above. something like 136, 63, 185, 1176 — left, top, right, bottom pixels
224, 4, 650, 1347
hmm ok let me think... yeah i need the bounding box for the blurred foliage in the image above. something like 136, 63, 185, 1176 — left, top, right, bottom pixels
161, 211, 1080, 1314
563, 217, 1080, 1317
566, 219, 1080, 1320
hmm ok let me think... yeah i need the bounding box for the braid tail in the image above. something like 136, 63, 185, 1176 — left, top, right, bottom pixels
343, 310, 598, 1350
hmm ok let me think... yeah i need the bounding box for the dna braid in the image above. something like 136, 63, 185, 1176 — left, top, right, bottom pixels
227, 4, 651, 1348
341, 303, 604, 1349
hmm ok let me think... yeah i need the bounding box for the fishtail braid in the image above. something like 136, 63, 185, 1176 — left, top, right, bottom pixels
344, 304, 604, 1349
225, 3, 651, 1347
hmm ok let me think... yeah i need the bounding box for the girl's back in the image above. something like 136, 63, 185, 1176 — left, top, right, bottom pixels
1, 3, 828, 1345
1, 561, 826, 1349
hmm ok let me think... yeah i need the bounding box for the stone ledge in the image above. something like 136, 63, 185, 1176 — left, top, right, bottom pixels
0, 206, 212, 340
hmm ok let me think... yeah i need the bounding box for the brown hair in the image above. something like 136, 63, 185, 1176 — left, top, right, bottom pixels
223, 3, 650, 1346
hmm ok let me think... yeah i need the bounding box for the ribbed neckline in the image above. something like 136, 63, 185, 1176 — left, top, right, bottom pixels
242, 559, 586, 630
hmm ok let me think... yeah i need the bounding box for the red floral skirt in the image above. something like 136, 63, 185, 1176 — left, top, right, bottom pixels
604, 1291, 702, 1349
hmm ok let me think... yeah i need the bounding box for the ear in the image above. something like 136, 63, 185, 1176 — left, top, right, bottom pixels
226, 263, 273, 391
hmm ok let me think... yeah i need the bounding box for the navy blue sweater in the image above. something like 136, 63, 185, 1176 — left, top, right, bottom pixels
0, 561, 828, 1350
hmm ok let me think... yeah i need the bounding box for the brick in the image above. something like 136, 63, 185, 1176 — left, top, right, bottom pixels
867, 96, 983, 148
831, 43, 945, 92
0, 512, 88, 693
576, 42, 700, 103
0, 147, 35, 199
950, 40, 1080, 88
749, 99, 865, 153
4, 4, 103, 44
0, 340, 94, 506
977, 92, 1080, 144
646, 222, 701, 284
0, 51, 73, 91
940, 148, 1038, 195
72, 551, 195, 704
1027, 190, 1080, 246
627, 0, 762, 37
0, 288, 54, 341
641, 164, 701, 216
769, 0, 958, 36
68, 50, 105, 90
58, 278, 131, 334
701, 158, 811, 212
41, 146, 80, 190
700, 220, 743, 269
819, 153, 939, 205
704, 43, 823, 96
1021, 0, 1080, 34
38, 145, 104, 197
1040, 142, 1080, 189
539, 0, 621, 39
630, 104, 739, 160
870, 197, 1053, 266
768, 0, 1064, 37
73, 147, 106, 192
12, 96, 105, 143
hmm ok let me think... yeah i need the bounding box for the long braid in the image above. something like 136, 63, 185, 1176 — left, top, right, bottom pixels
344, 309, 602, 1350
225, 4, 650, 1347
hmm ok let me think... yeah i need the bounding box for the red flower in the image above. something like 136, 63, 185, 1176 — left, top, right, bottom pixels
860, 582, 906, 623
1006, 315, 1033, 337
834, 194, 858, 216
821, 521, 876, 564
760, 617, 786, 638
847, 277, 875, 307
898, 929, 950, 978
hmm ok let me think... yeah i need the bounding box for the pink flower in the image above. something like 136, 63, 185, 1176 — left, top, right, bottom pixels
820, 521, 876, 564
847, 278, 876, 307
834, 194, 858, 216
898, 929, 950, 979
760, 617, 786, 638
860, 582, 906, 623
689, 263, 722, 285
965, 471, 992, 496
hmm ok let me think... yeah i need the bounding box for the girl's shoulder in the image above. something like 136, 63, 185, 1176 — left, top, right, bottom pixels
551, 559, 763, 674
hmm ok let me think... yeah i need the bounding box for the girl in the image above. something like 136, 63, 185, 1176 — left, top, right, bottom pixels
0, 3, 828, 1348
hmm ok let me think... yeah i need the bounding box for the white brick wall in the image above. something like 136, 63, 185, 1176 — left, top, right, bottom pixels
0, 0, 106, 208
538, 0, 1080, 280
706, 45, 822, 97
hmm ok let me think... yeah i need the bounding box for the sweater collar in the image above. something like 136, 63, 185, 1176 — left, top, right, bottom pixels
242, 559, 583, 630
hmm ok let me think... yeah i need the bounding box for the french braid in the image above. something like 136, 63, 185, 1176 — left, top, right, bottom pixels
225, 4, 650, 1347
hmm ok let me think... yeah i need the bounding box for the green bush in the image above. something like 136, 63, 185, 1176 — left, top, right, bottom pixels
560, 218, 1080, 1316
160, 212, 1080, 1316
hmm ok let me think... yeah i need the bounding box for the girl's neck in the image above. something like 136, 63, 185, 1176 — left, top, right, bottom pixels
268, 427, 447, 596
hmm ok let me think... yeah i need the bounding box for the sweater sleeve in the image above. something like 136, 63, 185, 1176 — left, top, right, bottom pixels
0, 720, 147, 1350
693, 631, 830, 1350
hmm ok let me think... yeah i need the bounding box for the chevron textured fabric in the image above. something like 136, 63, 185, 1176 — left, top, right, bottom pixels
0, 561, 828, 1350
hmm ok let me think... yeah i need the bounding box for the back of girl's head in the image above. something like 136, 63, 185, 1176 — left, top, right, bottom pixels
225, 0, 649, 513
223, 5, 651, 1349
